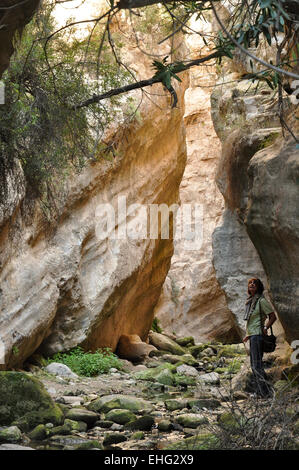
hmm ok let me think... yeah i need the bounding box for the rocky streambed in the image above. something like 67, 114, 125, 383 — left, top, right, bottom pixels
0, 334, 298, 451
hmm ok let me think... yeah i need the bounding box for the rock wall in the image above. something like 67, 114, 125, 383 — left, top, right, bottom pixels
0, 83, 188, 367
211, 68, 298, 342
0, 9, 189, 367
154, 20, 242, 343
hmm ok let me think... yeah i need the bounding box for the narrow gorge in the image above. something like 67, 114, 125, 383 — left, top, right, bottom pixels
0, 0, 298, 453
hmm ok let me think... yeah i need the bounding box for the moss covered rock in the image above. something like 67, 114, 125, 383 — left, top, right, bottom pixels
157, 420, 173, 432
217, 411, 242, 433
48, 418, 87, 437
134, 363, 176, 384
131, 431, 145, 440
188, 344, 214, 358
88, 395, 152, 414
216, 344, 246, 358
0, 372, 63, 432
148, 333, 186, 356
65, 408, 98, 426
176, 337, 195, 347
73, 440, 103, 450
174, 414, 208, 428
187, 398, 221, 410
0, 426, 22, 443
165, 399, 188, 411
105, 409, 136, 425
154, 368, 174, 386
28, 424, 48, 441
124, 415, 155, 431
174, 374, 196, 386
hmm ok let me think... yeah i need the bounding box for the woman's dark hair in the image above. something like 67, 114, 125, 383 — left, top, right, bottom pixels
248, 278, 264, 295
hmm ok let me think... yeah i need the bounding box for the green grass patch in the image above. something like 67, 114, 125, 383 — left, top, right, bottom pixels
46, 347, 123, 377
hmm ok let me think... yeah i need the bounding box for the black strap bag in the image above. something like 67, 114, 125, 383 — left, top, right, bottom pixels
259, 300, 276, 353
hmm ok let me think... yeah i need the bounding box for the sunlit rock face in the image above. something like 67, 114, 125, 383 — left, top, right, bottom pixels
0, 5, 189, 367
154, 19, 242, 344
0, 81, 188, 367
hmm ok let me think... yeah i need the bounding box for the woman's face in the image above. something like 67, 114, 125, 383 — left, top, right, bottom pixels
248, 280, 258, 295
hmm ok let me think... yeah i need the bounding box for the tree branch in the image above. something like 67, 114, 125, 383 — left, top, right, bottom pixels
210, 1, 299, 80
72, 50, 221, 109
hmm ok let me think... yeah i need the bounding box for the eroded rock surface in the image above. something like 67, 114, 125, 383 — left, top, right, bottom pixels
211, 69, 299, 342
0, 14, 188, 367
154, 20, 241, 344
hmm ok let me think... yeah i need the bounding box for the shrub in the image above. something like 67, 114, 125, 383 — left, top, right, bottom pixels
151, 317, 162, 333
46, 346, 122, 377
0, 1, 131, 203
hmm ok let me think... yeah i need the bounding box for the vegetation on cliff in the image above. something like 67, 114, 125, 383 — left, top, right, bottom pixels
1, 1, 298, 202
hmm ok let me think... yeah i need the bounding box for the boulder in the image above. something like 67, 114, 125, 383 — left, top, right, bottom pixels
148, 332, 186, 356
176, 364, 199, 377
154, 368, 174, 386
197, 372, 220, 385
116, 335, 157, 362
174, 414, 208, 428
157, 420, 173, 432
0, 372, 63, 432
103, 433, 127, 446
44, 363, 78, 379
187, 398, 220, 410
124, 415, 155, 431
0, 426, 22, 443
28, 424, 48, 441
133, 363, 176, 384
87, 395, 152, 414
174, 374, 197, 386
165, 399, 188, 411
105, 409, 136, 425
176, 337, 195, 347
65, 408, 98, 426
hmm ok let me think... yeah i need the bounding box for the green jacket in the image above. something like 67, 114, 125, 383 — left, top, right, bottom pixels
246, 297, 273, 336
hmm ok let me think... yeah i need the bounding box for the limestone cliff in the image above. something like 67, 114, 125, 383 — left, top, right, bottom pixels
211, 70, 299, 343
154, 20, 242, 343
0, 8, 189, 367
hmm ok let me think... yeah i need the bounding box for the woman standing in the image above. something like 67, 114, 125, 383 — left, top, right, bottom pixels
243, 278, 276, 397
